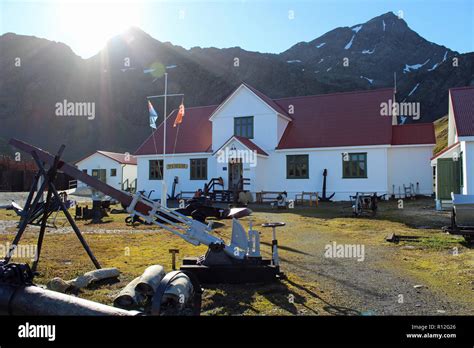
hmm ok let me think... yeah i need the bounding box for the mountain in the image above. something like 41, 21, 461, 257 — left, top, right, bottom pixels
0, 12, 473, 161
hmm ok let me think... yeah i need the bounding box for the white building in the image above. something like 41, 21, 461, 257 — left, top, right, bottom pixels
134, 83, 435, 201
431, 86, 474, 203
75, 151, 137, 191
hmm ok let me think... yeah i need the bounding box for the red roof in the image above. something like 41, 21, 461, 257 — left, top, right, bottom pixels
97, 151, 137, 165
76, 151, 137, 165
134, 105, 216, 155
275, 88, 394, 149
213, 135, 269, 156
450, 86, 474, 137
391, 124, 436, 145
135, 84, 435, 155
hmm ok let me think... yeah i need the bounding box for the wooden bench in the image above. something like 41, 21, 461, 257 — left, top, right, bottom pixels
256, 191, 285, 203
179, 191, 196, 200
295, 191, 319, 206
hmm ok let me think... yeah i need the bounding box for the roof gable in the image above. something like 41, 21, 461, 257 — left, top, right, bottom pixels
450, 86, 474, 137
213, 135, 269, 156
209, 83, 291, 121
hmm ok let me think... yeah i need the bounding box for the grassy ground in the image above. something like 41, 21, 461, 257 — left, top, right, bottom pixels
0, 197, 472, 315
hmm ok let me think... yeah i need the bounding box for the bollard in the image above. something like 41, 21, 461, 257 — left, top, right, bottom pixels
169, 249, 179, 270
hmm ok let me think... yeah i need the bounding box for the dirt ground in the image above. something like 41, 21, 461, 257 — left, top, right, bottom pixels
0, 194, 472, 316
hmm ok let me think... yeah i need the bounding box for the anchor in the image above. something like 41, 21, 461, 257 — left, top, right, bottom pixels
319, 168, 335, 202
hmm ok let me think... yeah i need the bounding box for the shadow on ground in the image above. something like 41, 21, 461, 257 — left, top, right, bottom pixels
201, 276, 360, 316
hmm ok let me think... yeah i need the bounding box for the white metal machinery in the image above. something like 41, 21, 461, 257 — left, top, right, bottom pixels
126, 192, 260, 260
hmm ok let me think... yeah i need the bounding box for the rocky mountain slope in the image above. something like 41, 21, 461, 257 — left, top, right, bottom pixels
0, 12, 472, 160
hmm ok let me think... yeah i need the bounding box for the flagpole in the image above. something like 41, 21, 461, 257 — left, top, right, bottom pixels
146, 66, 183, 207
162, 72, 168, 208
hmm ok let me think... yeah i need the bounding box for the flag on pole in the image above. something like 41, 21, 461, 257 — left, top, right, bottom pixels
148, 100, 158, 129
173, 100, 185, 127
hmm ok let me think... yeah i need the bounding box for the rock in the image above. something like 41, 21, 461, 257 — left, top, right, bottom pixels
401, 245, 416, 250
437, 310, 446, 314
414, 284, 424, 289
47, 277, 71, 293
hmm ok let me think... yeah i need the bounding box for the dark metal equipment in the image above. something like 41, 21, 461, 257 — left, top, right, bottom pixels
319, 169, 335, 202
4, 142, 101, 272
9, 192, 73, 228
204, 177, 250, 203
180, 220, 283, 284
350, 192, 379, 217
175, 197, 252, 223
168, 176, 179, 200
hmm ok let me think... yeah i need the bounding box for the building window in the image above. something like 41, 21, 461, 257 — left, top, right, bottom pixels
234, 116, 254, 139
149, 160, 163, 180
287, 155, 309, 179
110, 168, 117, 177
343, 153, 367, 178
190, 158, 207, 180
91, 169, 106, 182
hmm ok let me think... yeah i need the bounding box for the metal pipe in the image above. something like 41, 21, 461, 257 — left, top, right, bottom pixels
0, 284, 141, 316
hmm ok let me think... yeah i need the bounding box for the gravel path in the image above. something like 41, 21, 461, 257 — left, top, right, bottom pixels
0, 192, 92, 206
280, 237, 472, 315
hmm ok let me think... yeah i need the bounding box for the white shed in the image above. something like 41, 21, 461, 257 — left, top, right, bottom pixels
75, 151, 137, 192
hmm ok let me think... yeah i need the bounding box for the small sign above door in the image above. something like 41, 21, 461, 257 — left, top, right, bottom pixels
167, 163, 188, 169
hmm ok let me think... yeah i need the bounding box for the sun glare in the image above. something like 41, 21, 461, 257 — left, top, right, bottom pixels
57, 1, 142, 57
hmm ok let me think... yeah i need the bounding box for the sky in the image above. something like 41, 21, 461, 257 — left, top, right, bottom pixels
0, 0, 473, 59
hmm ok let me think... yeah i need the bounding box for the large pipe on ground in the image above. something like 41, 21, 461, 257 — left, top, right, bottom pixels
113, 276, 145, 310
0, 284, 141, 316
136, 265, 166, 296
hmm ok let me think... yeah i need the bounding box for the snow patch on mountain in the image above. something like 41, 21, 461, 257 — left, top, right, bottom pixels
360, 76, 374, 84
287, 60, 302, 63
318, 58, 324, 64
428, 51, 449, 71
316, 42, 326, 48
408, 83, 420, 96
382, 20, 386, 31
403, 59, 430, 73
345, 35, 355, 49
362, 48, 375, 54
352, 25, 363, 33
